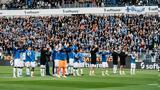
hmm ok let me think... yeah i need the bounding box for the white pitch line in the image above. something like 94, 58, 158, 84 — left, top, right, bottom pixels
148, 83, 159, 86
0, 76, 13, 78
148, 83, 160, 88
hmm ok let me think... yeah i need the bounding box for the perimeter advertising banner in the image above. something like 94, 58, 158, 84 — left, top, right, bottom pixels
0, 6, 158, 16
140, 62, 160, 70
125, 6, 158, 14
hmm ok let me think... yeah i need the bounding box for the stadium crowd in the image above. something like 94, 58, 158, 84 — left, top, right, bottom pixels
0, 14, 160, 62
0, 0, 159, 77
0, 0, 159, 9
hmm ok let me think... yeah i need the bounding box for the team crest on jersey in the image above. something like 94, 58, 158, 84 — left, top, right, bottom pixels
27, 51, 31, 56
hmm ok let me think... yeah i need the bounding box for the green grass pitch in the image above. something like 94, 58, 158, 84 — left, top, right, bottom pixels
0, 66, 159, 90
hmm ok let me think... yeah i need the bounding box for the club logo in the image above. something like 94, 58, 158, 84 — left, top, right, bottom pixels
126, 6, 145, 13
27, 51, 31, 56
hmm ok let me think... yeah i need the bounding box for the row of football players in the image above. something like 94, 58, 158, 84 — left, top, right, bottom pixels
11, 45, 137, 78
11, 46, 36, 78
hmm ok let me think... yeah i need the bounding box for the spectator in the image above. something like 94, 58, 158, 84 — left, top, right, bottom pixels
0, 14, 159, 62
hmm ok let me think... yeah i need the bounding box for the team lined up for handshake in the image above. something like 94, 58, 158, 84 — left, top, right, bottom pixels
11, 44, 137, 78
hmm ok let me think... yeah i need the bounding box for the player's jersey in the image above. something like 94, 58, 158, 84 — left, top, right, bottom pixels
83, 53, 91, 58
58, 51, 67, 60
20, 52, 26, 61
72, 45, 78, 51
74, 53, 79, 63
54, 51, 59, 60
52, 47, 61, 61
68, 48, 75, 59
26, 50, 35, 62
51, 49, 56, 60
13, 48, 24, 60
35, 51, 40, 60
73, 52, 84, 63
130, 54, 136, 64
99, 51, 111, 62
78, 52, 84, 63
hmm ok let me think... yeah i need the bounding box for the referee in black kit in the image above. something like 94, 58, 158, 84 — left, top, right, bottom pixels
45, 47, 52, 76
112, 47, 119, 74
89, 45, 99, 76
40, 46, 47, 77
40, 44, 51, 76
119, 47, 128, 75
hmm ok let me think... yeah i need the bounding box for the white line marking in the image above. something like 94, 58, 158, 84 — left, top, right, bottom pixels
148, 84, 159, 86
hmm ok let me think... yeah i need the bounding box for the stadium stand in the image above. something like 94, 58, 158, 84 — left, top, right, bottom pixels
0, 14, 159, 62
0, 0, 159, 63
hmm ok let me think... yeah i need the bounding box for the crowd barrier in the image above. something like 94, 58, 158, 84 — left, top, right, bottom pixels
0, 53, 159, 70
0, 6, 159, 16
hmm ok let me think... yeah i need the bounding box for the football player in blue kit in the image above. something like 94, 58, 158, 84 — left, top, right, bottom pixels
68, 44, 75, 75
73, 50, 80, 76
19, 48, 26, 77
25, 46, 35, 77
12, 45, 25, 78
78, 48, 84, 76
99, 48, 111, 76
52, 44, 60, 77
130, 51, 137, 75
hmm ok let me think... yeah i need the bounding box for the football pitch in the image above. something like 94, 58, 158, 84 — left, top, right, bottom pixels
0, 66, 159, 90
